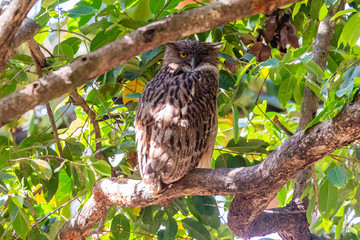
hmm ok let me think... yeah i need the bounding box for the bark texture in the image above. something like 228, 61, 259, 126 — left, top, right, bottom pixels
0, 0, 302, 128
0, 0, 39, 74
59, 95, 360, 239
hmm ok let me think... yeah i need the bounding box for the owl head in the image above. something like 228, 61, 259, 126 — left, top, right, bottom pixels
163, 39, 222, 72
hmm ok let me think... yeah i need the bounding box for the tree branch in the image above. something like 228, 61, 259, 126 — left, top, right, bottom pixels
59, 95, 360, 239
0, 0, 302, 128
0, 0, 39, 74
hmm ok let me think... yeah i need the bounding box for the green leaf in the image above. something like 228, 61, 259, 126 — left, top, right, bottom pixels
253, 100, 267, 116
119, 19, 147, 30
56, 170, 72, 204
215, 153, 247, 169
305, 101, 344, 130
63, 139, 85, 161
319, 3, 328, 21
68, 14, 93, 32
260, 58, 279, 68
13, 208, 30, 239
92, 160, 111, 177
90, 27, 121, 52
226, 138, 269, 155
11, 195, 24, 208
83, 168, 96, 192
339, 12, 360, 47
30, 159, 53, 180
304, 76, 322, 98
150, 0, 165, 14
111, 214, 130, 240
67, 6, 98, 18
276, 185, 288, 206
318, 179, 338, 218
278, 76, 296, 108
80, 18, 108, 35
61, 37, 82, 54
0, 172, 15, 180
159, 217, 177, 240
187, 196, 220, 229
218, 52, 238, 64
53, 42, 74, 59
140, 46, 163, 69
126, 0, 153, 21
310, 0, 323, 19
330, 9, 357, 22
302, 60, 324, 78
232, 104, 240, 144
219, 70, 236, 90
181, 218, 211, 240
42, 172, 59, 202
327, 167, 348, 188
335, 66, 360, 97
292, 2, 302, 19
150, 210, 164, 234
171, 198, 189, 216
0, 79, 17, 98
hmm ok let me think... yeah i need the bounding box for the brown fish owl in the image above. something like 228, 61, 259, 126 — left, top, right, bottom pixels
135, 40, 222, 194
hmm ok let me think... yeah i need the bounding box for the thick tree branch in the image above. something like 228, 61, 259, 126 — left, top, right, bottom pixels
0, 0, 39, 74
0, 0, 302, 127
59, 95, 360, 239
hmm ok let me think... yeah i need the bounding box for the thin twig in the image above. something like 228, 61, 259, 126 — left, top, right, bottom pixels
192, 0, 204, 5
46, 103, 65, 158
28, 40, 65, 158
253, 74, 282, 136
328, 153, 357, 162
274, 115, 294, 136
34, 197, 78, 225
70, 90, 110, 166
311, 165, 319, 215
154, 0, 172, 20
37, 43, 55, 58
38, 29, 91, 42
38, 103, 71, 137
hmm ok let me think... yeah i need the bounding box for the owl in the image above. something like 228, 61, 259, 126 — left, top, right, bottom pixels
135, 40, 222, 195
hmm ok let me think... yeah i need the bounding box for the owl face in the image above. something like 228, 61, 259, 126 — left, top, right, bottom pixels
163, 40, 222, 72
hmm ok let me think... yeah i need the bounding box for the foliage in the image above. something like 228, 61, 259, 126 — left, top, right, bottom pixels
1, 0, 360, 239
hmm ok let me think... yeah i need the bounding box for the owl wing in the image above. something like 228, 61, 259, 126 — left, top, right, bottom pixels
135, 68, 218, 193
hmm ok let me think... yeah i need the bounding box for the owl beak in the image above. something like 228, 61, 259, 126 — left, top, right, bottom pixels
190, 58, 196, 70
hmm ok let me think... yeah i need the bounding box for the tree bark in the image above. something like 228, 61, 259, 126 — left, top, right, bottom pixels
59, 94, 360, 239
0, 0, 39, 74
0, 0, 302, 128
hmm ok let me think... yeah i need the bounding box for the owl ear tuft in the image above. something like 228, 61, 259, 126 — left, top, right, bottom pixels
209, 42, 223, 50
166, 42, 178, 50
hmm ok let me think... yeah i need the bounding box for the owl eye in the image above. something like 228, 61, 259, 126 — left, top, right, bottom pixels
179, 52, 187, 58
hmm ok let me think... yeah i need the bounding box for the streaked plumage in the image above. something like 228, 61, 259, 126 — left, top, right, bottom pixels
135, 40, 221, 195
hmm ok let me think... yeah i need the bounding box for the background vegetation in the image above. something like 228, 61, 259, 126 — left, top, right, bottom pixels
1, 0, 360, 239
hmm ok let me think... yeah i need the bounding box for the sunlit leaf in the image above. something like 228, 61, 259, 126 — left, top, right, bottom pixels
92, 160, 111, 177
30, 159, 53, 180
123, 79, 145, 104
339, 12, 360, 47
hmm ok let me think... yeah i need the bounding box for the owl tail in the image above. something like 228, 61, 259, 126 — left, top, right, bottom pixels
142, 164, 168, 196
